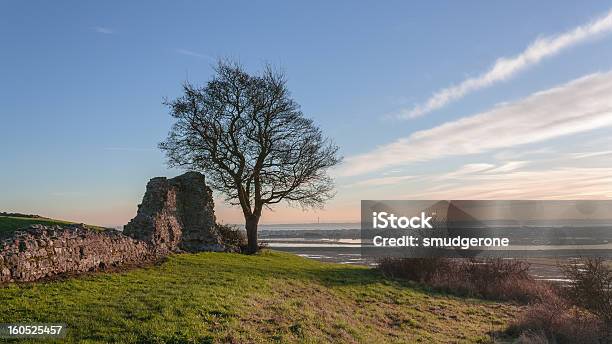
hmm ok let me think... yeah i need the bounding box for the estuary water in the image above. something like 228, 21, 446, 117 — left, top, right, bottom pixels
258, 222, 612, 283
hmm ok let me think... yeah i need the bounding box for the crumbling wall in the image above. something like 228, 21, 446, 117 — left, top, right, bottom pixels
124, 172, 223, 252
0, 171, 224, 284
0, 224, 156, 283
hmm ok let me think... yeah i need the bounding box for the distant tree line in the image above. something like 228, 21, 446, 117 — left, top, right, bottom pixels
0, 212, 42, 218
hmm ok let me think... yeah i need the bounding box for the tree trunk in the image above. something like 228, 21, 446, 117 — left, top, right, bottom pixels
245, 215, 259, 254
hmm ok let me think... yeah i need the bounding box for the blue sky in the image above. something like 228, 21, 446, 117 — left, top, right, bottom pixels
2, 1, 612, 226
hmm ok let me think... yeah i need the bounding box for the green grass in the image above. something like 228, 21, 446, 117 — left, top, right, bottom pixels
0, 216, 108, 238
0, 251, 518, 343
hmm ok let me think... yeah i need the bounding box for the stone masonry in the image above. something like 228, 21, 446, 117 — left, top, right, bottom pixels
0, 225, 155, 283
0, 172, 223, 283
124, 172, 223, 252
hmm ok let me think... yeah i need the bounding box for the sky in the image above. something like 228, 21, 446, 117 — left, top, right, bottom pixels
2, 1, 612, 226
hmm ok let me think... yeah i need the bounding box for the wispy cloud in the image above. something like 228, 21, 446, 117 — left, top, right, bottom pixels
348, 175, 416, 187
442, 163, 496, 178
93, 26, 114, 34
408, 167, 612, 199
486, 161, 529, 173
176, 49, 214, 60
347, 147, 612, 199
426, 161, 527, 182
493, 148, 554, 161
569, 150, 612, 159
401, 9, 612, 119
337, 71, 612, 176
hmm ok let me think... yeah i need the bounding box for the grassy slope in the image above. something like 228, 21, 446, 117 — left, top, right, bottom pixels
0, 216, 107, 237
0, 251, 518, 343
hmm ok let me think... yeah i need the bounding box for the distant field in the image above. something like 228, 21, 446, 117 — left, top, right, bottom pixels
0, 216, 107, 238
0, 250, 517, 343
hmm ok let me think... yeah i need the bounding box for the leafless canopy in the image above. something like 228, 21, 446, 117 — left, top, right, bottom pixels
159, 60, 341, 251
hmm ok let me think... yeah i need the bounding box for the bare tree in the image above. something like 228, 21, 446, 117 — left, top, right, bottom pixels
160, 60, 341, 253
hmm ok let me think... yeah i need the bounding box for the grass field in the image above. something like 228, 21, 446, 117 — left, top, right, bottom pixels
0, 251, 518, 343
0, 216, 107, 238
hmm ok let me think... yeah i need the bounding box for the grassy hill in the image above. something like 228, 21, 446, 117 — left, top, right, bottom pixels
0, 215, 108, 238
0, 251, 517, 343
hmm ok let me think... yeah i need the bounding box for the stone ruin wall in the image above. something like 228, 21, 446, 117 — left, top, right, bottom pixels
124, 171, 223, 253
0, 225, 156, 283
0, 171, 223, 283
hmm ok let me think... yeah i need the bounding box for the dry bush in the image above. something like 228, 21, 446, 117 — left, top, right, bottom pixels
517, 330, 549, 344
463, 258, 530, 284
377, 257, 452, 282
459, 259, 547, 303
378, 257, 612, 341
377, 257, 547, 302
507, 258, 612, 343
215, 223, 247, 253
562, 258, 612, 328
509, 299, 604, 344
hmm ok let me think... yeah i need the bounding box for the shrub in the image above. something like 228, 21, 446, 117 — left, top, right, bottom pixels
377, 257, 452, 282
562, 258, 612, 328
379, 257, 612, 342
509, 300, 603, 344
507, 258, 612, 343
517, 330, 549, 344
215, 223, 247, 253
377, 257, 547, 302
